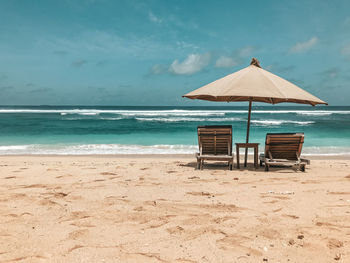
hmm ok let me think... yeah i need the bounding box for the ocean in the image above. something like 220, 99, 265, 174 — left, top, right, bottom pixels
0, 105, 349, 155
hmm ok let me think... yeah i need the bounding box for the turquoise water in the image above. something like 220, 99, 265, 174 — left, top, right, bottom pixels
0, 106, 349, 155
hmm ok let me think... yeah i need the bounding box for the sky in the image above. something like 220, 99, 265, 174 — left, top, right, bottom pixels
0, 0, 349, 106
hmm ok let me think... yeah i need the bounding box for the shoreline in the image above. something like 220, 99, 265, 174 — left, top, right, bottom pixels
0, 154, 350, 160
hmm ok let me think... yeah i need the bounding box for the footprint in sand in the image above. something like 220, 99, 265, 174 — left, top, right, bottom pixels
133, 206, 144, 211
328, 238, 343, 249
60, 211, 90, 223
5, 212, 33, 218
282, 214, 299, 219
100, 172, 116, 175
93, 179, 106, 182
56, 174, 73, 179
68, 245, 84, 253
4, 176, 16, 179
53, 192, 69, 198
328, 191, 350, 195
175, 258, 197, 263
148, 219, 169, 229
4, 255, 47, 261
259, 228, 281, 239
273, 207, 283, 212
187, 191, 212, 197
263, 200, 279, 204
23, 184, 47, 189
6, 213, 19, 218
68, 229, 89, 240
11, 193, 27, 199
39, 198, 62, 208
109, 176, 121, 180
167, 226, 184, 234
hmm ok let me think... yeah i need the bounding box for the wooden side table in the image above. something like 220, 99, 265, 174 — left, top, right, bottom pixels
235, 143, 259, 169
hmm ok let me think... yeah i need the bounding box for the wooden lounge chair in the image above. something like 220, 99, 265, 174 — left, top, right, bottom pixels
196, 125, 234, 170
259, 133, 310, 172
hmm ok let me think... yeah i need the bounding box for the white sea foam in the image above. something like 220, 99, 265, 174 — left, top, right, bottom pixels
99, 117, 123, 120
1, 108, 349, 115
0, 144, 197, 155
302, 146, 350, 156
0, 145, 29, 150
135, 117, 242, 122
296, 112, 332, 116
120, 111, 225, 117
78, 112, 99, 116
61, 112, 99, 116
251, 120, 315, 126
0, 144, 349, 156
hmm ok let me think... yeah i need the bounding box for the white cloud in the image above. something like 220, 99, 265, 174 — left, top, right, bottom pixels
322, 67, 339, 79
238, 46, 255, 57
215, 56, 238, 68
290, 37, 319, 53
38, 30, 174, 59
214, 46, 258, 69
169, 53, 211, 75
149, 64, 165, 75
148, 11, 162, 23
176, 41, 199, 50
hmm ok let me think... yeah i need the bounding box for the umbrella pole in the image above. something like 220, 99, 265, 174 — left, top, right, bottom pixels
244, 100, 252, 167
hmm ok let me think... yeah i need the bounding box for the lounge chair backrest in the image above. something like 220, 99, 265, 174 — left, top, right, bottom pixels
197, 125, 232, 156
265, 133, 304, 160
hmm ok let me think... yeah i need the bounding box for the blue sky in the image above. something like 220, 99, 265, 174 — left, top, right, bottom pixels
0, 0, 349, 106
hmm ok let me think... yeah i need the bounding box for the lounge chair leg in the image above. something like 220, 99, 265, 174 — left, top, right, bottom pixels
260, 160, 263, 167
301, 164, 306, 172
196, 159, 200, 170
265, 165, 269, 172
200, 160, 204, 170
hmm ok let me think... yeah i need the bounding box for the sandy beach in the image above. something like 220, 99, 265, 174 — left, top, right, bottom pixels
0, 155, 349, 262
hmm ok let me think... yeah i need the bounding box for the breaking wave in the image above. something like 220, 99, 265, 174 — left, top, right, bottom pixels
251, 120, 315, 126
135, 117, 242, 122
0, 144, 349, 156
1, 109, 349, 116
0, 144, 197, 155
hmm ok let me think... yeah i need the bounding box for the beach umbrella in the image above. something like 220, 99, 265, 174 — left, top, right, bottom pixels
183, 58, 327, 166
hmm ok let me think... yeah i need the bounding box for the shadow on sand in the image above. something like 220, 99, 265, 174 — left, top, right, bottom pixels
179, 161, 304, 173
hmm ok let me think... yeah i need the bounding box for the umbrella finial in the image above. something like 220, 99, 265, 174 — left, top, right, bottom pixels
250, 58, 261, 68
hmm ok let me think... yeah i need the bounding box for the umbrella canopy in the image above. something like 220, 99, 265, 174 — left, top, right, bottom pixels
183, 58, 327, 106
183, 58, 327, 167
